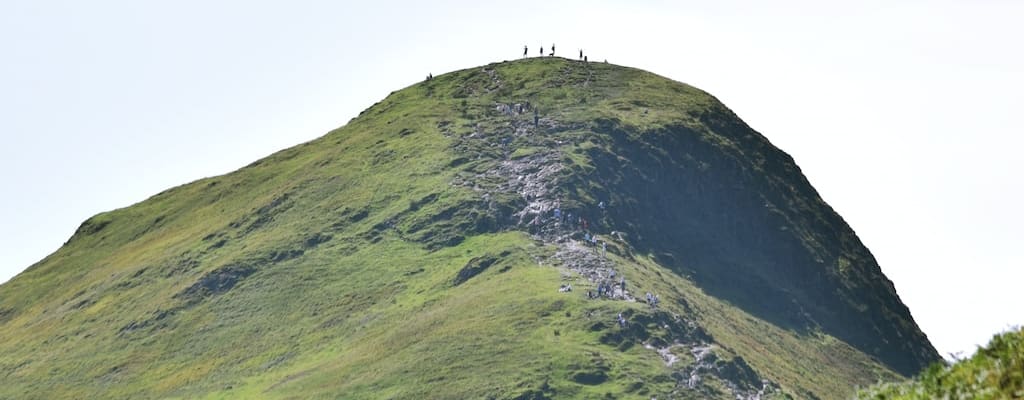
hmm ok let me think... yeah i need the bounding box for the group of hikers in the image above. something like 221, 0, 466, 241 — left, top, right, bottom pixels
582, 232, 607, 256
589, 275, 626, 300
645, 292, 660, 309
425, 44, 599, 83
523, 44, 589, 62
524, 44, 556, 57
552, 206, 607, 258
550, 203, 659, 317
552, 207, 592, 232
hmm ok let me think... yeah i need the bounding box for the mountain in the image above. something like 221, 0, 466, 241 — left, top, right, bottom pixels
857, 326, 1023, 399
0, 57, 939, 399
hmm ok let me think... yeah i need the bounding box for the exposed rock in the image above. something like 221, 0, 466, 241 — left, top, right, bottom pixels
177, 263, 256, 300
453, 255, 499, 286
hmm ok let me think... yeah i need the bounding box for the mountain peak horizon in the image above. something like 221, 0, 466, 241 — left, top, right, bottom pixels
0, 57, 938, 399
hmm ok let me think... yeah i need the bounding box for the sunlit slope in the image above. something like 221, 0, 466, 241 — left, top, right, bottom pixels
0, 57, 938, 399
858, 327, 1023, 399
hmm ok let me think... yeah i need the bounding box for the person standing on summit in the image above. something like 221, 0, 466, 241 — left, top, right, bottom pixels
523, 45, 528, 58
551, 43, 556, 56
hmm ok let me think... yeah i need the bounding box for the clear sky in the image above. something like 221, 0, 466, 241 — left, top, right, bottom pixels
1, 0, 1020, 359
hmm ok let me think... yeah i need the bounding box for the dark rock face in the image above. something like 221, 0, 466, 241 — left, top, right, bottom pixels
178, 263, 257, 299
453, 255, 499, 286
716, 356, 761, 391
581, 117, 939, 375
571, 370, 609, 385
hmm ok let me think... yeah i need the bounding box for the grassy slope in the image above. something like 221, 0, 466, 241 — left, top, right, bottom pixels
857, 327, 1024, 399
0, 58, 915, 399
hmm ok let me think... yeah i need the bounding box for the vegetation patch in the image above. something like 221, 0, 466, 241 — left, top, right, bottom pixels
857, 327, 1024, 399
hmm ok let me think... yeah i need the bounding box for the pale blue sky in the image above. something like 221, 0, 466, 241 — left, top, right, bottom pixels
1, 0, 1020, 358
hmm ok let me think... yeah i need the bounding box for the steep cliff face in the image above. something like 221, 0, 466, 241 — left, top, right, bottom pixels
0, 58, 938, 399
581, 116, 937, 376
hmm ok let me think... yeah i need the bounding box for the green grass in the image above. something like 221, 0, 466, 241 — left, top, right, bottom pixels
0, 57, 933, 399
856, 327, 1024, 400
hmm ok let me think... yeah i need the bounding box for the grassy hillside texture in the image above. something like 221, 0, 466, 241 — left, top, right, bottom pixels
0, 58, 938, 399
857, 327, 1023, 399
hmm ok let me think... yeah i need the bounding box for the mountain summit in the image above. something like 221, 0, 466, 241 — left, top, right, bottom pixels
0, 58, 938, 399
